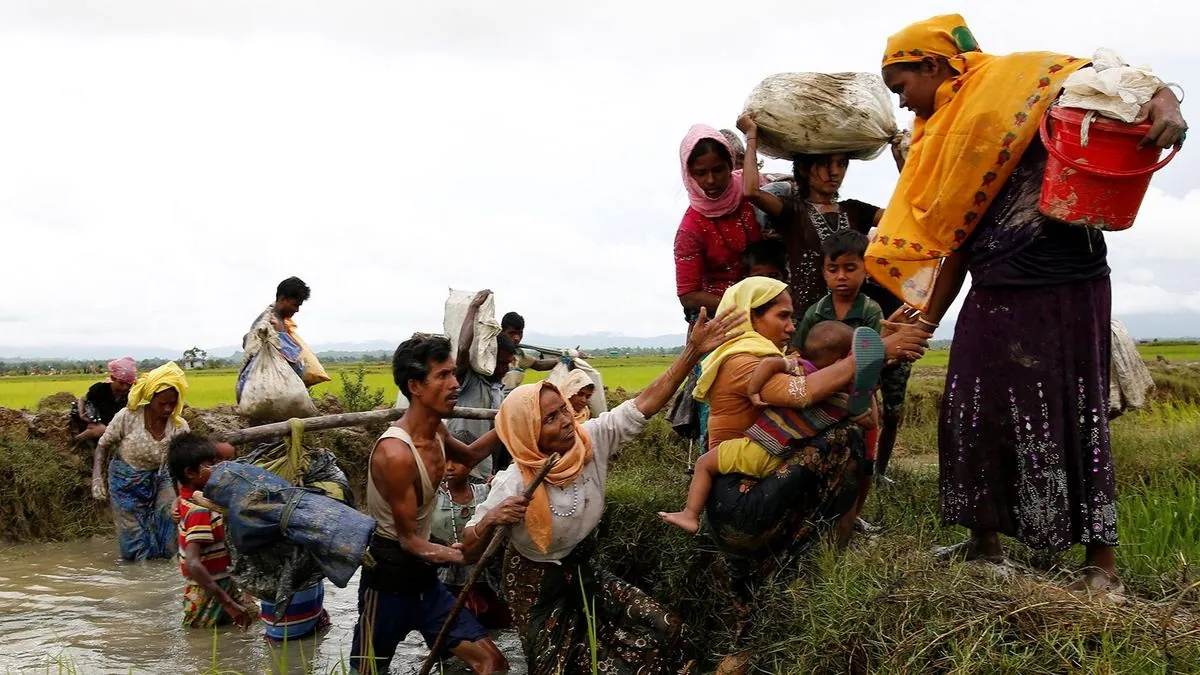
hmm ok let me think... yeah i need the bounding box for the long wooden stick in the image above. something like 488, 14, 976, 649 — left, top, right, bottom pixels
418, 452, 561, 675
212, 406, 498, 444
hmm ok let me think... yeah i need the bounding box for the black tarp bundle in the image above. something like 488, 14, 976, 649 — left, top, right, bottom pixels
205, 454, 374, 617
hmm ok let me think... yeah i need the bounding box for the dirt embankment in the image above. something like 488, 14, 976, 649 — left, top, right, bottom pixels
0, 392, 383, 542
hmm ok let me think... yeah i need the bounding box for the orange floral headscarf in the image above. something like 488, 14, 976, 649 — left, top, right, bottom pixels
867, 14, 1086, 309
496, 381, 594, 552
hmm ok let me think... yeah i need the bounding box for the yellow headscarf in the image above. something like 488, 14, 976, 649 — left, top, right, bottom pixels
867, 15, 1086, 309
559, 370, 595, 424
127, 361, 189, 427
496, 381, 595, 553
693, 276, 788, 403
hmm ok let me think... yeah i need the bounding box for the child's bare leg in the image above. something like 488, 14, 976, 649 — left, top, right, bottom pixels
659, 452, 719, 534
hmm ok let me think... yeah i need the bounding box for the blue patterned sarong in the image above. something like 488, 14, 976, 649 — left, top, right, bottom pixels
108, 457, 177, 561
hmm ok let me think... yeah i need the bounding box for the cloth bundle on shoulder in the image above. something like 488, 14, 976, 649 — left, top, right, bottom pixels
445, 289, 503, 376
203, 460, 375, 618
1109, 319, 1154, 417
744, 72, 901, 160
238, 320, 318, 422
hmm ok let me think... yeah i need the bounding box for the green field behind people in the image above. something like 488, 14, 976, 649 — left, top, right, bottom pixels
3, 343, 1199, 411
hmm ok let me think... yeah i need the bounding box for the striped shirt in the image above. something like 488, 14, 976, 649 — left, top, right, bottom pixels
177, 486, 231, 580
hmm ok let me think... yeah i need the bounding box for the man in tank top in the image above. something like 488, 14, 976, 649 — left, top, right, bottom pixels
350, 336, 527, 674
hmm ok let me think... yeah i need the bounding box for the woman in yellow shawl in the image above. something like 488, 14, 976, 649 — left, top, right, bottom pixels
93, 362, 191, 560
870, 15, 1186, 594
683, 277, 927, 674
461, 306, 742, 675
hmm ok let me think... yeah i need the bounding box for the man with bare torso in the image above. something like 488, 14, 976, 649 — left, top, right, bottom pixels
350, 336, 526, 674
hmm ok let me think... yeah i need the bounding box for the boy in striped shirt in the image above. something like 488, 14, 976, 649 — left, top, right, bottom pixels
168, 433, 252, 629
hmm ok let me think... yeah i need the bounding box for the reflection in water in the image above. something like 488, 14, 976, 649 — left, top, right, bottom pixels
0, 538, 524, 674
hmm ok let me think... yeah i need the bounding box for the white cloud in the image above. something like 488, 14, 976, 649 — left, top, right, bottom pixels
0, 1, 1197, 352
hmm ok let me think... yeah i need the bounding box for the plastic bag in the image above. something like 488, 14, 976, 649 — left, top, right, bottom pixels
238, 322, 318, 422
546, 357, 607, 418
744, 72, 900, 161
1060, 49, 1163, 124
445, 289, 503, 377
285, 321, 331, 388
1109, 319, 1154, 417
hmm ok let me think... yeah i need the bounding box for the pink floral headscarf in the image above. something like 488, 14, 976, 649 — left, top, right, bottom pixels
108, 357, 137, 385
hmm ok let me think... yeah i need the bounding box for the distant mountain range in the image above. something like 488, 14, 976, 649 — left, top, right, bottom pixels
1, 313, 1195, 361
0, 331, 691, 361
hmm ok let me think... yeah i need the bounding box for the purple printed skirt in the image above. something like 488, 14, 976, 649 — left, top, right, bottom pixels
939, 277, 1118, 551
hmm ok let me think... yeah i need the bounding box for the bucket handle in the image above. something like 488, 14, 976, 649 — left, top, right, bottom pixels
1039, 106, 1179, 178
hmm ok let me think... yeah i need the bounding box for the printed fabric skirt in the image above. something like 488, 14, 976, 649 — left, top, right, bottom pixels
939, 278, 1118, 551
502, 538, 694, 675
261, 580, 331, 641
705, 425, 865, 639
183, 577, 253, 629
108, 458, 177, 561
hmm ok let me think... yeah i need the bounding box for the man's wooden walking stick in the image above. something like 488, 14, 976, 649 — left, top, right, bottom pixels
418, 452, 560, 675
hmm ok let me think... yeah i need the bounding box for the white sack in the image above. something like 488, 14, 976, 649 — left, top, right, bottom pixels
744, 72, 900, 161
1109, 318, 1154, 417
238, 322, 318, 421
444, 289, 503, 377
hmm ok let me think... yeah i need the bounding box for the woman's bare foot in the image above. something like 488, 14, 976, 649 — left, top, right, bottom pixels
933, 531, 1005, 563
714, 650, 751, 675
1066, 566, 1125, 597
658, 510, 701, 534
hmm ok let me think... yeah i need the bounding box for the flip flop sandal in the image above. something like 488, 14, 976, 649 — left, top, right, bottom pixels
849, 327, 885, 415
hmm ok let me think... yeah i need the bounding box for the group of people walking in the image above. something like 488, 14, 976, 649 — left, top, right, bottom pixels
77, 12, 1187, 675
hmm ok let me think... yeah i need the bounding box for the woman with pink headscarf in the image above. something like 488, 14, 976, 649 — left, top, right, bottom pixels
73, 357, 138, 443
673, 125, 764, 325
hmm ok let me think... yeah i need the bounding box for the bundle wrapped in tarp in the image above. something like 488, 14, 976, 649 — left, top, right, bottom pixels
204, 461, 375, 612
1109, 318, 1154, 418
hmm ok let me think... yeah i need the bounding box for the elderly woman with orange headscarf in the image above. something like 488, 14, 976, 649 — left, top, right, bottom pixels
869, 15, 1186, 594
461, 308, 743, 675
92, 362, 191, 561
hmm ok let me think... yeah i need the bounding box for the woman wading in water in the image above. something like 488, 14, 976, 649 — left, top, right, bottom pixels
869, 14, 1186, 593
92, 362, 191, 561
462, 307, 743, 675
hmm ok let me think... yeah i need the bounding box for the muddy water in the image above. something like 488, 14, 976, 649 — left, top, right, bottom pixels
0, 538, 525, 674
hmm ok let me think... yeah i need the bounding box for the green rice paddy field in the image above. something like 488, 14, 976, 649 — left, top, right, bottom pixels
2, 344, 1198, 411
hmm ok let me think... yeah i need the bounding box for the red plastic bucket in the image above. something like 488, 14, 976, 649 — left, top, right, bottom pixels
1038, 105, 1178, 230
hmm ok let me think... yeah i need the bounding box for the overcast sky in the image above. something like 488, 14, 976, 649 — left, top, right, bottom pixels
1, 1, 1196, 351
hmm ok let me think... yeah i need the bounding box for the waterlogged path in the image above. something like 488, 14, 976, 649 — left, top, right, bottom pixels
0, 538, 525, 674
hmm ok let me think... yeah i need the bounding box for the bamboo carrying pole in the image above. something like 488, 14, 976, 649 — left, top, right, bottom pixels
213, 406, 498, 445
417, 452, 561, 675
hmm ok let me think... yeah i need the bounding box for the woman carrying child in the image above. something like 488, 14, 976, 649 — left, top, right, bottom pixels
681, 277, 928, 673
737, 113, 916, 486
